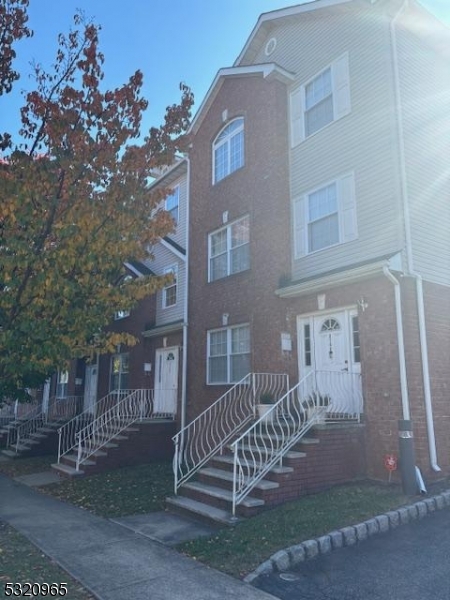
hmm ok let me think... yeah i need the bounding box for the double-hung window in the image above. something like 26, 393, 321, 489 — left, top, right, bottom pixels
110, 353, 129, 392
294, 172, 357, 257
56, 371, 68, 398
208, 216, 250, 282
165, 186, 179, 225
290, 53, 350, 145
213, 118, 244, 184
207, 324, 250, 384
163, 264, 177, 308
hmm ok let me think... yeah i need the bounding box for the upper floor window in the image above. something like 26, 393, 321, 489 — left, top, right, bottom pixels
213, 118, 244, 184
165, 186, 179, 225
294, 172, 357, 257
110, 353, 129, 392
114, 310, 130, 320
163, 264, 178, 308
290, 52, 350, 146
56, 370, 68, 398
208, 215, 250, 282
207, 324, 250, 384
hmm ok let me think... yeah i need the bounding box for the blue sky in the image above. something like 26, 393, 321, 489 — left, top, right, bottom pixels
2, 0, 449, 143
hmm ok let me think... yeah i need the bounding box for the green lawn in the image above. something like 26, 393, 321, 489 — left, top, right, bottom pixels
0, 521, 94, 600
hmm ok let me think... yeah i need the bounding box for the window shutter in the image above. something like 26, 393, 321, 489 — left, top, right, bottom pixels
332, 52, 351, 121
293, 196, 307, 257
290, 86, 304, 147
338, 173, 358, 242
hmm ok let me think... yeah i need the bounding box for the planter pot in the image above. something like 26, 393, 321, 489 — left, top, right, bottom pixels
257, 404, 274, 423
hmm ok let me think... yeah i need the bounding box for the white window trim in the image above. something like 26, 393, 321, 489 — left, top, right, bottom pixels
293, 171, 357, 258
290, 52, 350, 146
162, 264, 178, 309
208, 215, 250, 282
110, 352, 129, 392
165, 185, 180, 225
114, 310, 130, 320
212, 117, 244, 184
207, 323, 250, 385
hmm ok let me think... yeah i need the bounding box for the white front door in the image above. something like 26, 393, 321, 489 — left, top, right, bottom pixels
298, 309, 362, 416
154, 347, 179, 416
42, 379, 51, 415
84, 364, 98, 414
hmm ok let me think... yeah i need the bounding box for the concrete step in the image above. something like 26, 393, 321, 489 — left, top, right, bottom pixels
199, 467, 279, 491
60, 454, 97, 467
51, 462, 85, 478
182, 481, 264, 508
235, 444, 307, 460
1, 449, 19, 458
211, 454, 295, 474
166, 495, 242, 527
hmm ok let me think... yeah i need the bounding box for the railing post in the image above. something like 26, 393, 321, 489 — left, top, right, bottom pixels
57, 428, 62, 464
252, 373, 256, 418
173, 436, 179, 495
232, 443, 238, 517
76, 434, 82, 471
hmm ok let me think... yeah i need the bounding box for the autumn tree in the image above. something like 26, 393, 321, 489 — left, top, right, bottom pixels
0, 0, 193, 401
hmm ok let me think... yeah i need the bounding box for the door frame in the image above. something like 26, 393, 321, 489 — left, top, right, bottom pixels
154, 346, 179, 416
84, 362, 99, 414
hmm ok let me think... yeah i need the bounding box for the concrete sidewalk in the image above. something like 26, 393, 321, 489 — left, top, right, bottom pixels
0, 474, 277, 600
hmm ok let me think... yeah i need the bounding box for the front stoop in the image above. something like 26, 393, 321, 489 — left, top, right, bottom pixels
51, 420, 176, 479
166, 423, 365, 526
0, 421, 63, 459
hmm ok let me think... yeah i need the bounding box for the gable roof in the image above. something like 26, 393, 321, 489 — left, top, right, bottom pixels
234, 0, 353, 66
189, 63, 295, 135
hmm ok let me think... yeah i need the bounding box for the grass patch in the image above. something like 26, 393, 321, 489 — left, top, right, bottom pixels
0, 521, 94, 599
0, 456, 54, 478
177, 481, 408, 578
40, 461, 173, 518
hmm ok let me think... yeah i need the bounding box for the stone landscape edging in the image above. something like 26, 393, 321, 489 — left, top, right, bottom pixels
243, 489, 450, 584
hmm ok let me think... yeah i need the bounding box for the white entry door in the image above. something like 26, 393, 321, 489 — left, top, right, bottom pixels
298, 309, 362, 416
42, 379, 51, 415
154, 347, 179, 416
83, 364, 98, 414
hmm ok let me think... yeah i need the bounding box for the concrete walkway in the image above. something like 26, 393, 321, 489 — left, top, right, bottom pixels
0, 474, 277, 600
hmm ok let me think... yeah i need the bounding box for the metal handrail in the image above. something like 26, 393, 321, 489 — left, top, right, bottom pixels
57, 390, 135, 463
172, 373, 289, 494
8, 396, 82, 453
74, 388, 155, 471
230, 373, 326, 515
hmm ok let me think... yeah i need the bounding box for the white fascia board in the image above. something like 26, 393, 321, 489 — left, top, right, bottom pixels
234, 0, 353, 66
149, 158, 187, 189
124, 262, 145, 278
160, 238, 186, 262
142, 320, 185, 338
189, 64, 295, 135
276, 254, 403, 299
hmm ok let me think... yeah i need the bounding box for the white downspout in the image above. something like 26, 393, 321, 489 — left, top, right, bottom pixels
180, 156, 190, 432
390, 1, 440, 471
383, 266, 410, 421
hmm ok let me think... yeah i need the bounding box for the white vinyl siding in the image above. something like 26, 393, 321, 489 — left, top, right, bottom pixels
294, 172, 357, 258
290, 53, 350, 146
207, 324, 250, 384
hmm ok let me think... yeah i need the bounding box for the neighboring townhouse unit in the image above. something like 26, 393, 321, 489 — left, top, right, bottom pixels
3, 160, 189, 477
169, 0, 450, 522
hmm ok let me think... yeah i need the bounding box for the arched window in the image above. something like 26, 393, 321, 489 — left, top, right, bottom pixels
213, 117, 244, 184
320, 318, 341, 333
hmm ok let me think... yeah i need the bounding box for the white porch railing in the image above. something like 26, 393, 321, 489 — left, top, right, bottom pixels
57, 389, 134, 464
74, 388, 155, 471
8, 396, 82, 453
173, 373, 289, 494
231, 372, 328, 515
300, 370, 363, 422
0, 400, 37, 429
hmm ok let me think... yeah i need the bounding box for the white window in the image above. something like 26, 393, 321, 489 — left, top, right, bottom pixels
294, 172, 357, 257
110, 353, 129, 392
290, 53, 350, 146
162, 264, 178, 308
208, 216, 250, 282
165, 186, 179, 225
114, 310, 130, 320
213, 118, 244, 184
56, 370, 68, 398
207, 324, 250, 384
